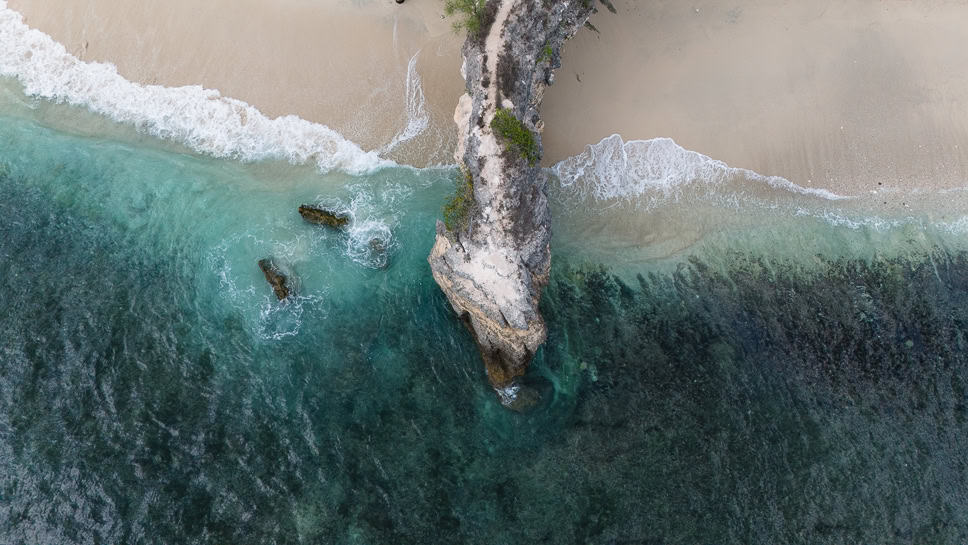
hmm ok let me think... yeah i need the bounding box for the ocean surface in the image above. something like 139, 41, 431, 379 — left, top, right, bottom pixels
3, 5, 968, 544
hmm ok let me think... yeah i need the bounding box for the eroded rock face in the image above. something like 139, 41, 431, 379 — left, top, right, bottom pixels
298, 204, 350, 229
429, 0, 594, 407
258, 258, 290, 300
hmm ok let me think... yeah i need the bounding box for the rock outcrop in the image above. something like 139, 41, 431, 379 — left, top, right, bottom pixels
429, 0, 594, 407
258, 258, 291, 300
298, 205, 350, 229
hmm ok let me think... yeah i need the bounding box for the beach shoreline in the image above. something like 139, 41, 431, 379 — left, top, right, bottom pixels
8, 0, 968, 195
545, 0, 968, 196
7, 0, 466, 167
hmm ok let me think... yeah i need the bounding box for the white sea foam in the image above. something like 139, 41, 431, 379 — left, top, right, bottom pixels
208, 231, 328, 341
495, 384, 521, 408
794, 207, 908, 232
552, 134, 847, 204
381, 50, 429, 154
0, 1, 392, 174
307, 181, 410, 270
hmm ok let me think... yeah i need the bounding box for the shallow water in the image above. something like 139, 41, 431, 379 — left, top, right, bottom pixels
2, 64, 968, 545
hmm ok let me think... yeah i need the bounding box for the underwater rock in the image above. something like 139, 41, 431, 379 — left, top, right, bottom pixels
258, 258, 290, 300
368, 237, 390, 269
498, 384, 541, 412
369, 237, 387, 254
428, 0, 594, 408
298, 204, 349, 229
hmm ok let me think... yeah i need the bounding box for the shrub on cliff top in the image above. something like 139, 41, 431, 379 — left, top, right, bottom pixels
443, 167, 475, 233
490, 108, 539, 166
443, 0, 489, 37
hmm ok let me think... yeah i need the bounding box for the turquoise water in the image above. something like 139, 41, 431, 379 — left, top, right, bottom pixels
2, 91, 968, 544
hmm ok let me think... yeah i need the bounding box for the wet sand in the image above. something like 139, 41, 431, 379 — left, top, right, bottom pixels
9, 0, 968, 193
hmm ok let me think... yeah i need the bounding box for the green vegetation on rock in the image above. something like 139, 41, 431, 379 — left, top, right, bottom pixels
490, 108, 540, 166
538, 44, 554, 64
443, 166, 475, 233
443, 0, 489, 37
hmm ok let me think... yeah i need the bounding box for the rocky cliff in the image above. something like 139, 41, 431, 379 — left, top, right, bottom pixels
429, 0, 594, 408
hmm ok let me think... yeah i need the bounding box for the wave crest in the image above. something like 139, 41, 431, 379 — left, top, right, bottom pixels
552, 134, 846, 205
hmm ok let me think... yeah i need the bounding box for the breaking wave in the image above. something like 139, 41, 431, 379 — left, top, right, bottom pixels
0, 1, 391, 175
552, 134, 847, 205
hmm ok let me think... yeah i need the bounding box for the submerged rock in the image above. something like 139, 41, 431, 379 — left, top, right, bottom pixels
369, 237, 387, 254
258, 258, 290, 300
497, 383, 541, 412
428, 0, 594, 408
368, 237, 391, 270
298, 204, 350, 229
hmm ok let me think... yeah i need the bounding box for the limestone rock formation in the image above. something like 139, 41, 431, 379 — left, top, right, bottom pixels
429, 0, 594, 407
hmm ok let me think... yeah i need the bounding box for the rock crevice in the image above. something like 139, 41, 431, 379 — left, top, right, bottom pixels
429, 0, 594, 406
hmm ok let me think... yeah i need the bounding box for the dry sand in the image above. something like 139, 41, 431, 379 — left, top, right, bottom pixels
9, 0, 968, 193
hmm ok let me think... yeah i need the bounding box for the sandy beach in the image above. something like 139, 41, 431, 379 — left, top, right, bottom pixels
9, 0, 968, 193
545, 0, 968, 194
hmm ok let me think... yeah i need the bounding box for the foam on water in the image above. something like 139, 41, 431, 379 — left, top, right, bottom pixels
301, 180, 411, 270
552, 134, 847, 205
0, 1, 391, 175
207, 230, 330, 341
795, 207, 909, 232
544, 135, 968, 270
380, 50, 429, 154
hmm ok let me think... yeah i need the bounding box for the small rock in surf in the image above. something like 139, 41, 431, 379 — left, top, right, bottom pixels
368, 237, 391, 269
298, 204, 350, 229
258, 258, 291, 300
